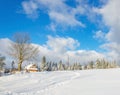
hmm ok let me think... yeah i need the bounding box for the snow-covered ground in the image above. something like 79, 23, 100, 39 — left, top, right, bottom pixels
0, 68, 120, 95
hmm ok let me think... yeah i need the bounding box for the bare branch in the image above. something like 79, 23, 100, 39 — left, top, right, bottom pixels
9, 32, 39, 71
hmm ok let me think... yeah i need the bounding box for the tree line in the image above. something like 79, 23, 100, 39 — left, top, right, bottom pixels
0, 32, 119, 74
39, 56, 119, 72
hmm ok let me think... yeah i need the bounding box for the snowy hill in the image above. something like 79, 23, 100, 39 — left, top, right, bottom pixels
0, 69, 120, 95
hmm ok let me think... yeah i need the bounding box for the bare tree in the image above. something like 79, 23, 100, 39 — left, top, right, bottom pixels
9, 32, 39, 71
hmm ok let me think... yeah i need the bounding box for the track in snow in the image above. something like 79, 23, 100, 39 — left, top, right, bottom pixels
0, 71, 80, 95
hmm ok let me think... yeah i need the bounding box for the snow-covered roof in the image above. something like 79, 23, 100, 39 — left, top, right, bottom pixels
27, 68, 38, 70
25, 64, 37, 70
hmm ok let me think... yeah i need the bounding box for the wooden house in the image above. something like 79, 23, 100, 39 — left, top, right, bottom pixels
25, 64, 38, 72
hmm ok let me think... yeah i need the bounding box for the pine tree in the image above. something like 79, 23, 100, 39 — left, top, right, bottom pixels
0, 55, 5, 70
102, 59, 108, 69
71, 64, 75, 70
58, 60, 64, 70
47, 62, 52, 71
88, 61, 94, 69
0, 55, 5, 76
74, 63, 80, 70
11, 61, 15, 71
95, 59, 101, 69
67, 65, 71, 70
54, 63, 58, 71
78, 63, 82, 70
40, 56, 46, 71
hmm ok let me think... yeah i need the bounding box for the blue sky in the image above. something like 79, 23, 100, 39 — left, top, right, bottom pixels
0, 0, 120, 63
0, 0, 105, 49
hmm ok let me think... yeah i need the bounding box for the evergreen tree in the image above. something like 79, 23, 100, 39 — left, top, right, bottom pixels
95, 59, 101, 69
46, 62, 52, 71
53, 63, 58, 71
71, 64, 75, 70
58, 60, 64, 70
78, 63, 82, 70
40, 56, 47, 71
84, 65, 87, 70
88, 61, 94, 69
67, 65, 71, 70
74, 63, 79, 70
11, 61, 15, 70
0, 55, 5, 70
102, 59, 108, 69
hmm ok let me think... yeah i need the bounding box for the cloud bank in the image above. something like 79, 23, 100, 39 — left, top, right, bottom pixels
0, 37, 104, 66
94, 0, 120, 63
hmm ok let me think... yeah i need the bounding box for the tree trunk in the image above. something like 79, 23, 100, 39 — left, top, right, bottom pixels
18, 61, 22, 71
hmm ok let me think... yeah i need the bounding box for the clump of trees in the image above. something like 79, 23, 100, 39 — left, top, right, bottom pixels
94, 59, 117, 69
39, 56, 83, 71
39, 56, 119, 72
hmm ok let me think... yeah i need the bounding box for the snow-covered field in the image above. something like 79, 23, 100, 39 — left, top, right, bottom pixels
0, 68, 120, 95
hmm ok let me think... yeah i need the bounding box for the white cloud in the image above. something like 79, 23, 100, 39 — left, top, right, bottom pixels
0, 38, 12, 56
101, 42, 120, 52
99, 0, 120, 27
94, 0, 120, 63
21, 0, 99, 30
95, 0, 120, 43
46, 36, 80, 53
66, 50, 104, 64
93, 30, 106, 40
101, 42, 120, 63
49, 11, 84, 27
22, 0, 39, 18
